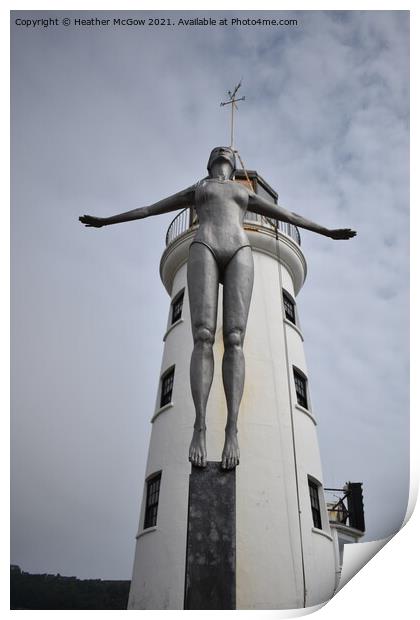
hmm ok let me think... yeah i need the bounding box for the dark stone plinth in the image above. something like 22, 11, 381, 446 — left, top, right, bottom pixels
184, 462, 236, 610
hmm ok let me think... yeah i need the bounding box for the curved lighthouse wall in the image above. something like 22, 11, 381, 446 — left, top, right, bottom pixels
128, 223, 336, 610
128, 260, 193, 610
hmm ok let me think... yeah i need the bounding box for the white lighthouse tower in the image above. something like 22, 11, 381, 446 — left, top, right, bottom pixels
128, 169, 337, 610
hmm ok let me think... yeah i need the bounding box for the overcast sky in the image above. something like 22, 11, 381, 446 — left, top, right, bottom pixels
11, 10, 409, 580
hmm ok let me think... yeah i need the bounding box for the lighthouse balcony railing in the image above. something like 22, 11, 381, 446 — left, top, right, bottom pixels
165, 207, 301, 247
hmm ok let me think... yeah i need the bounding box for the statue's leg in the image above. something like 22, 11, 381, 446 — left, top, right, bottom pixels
221, 246, 254, 469
187, 243, 219, 468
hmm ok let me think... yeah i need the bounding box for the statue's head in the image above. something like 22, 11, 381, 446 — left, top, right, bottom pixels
207, 146, 236, 178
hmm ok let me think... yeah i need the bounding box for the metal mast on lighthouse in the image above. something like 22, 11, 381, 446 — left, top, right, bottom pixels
220, 79, 245, 150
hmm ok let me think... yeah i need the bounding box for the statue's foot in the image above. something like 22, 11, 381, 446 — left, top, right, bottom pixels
189, 428, 207, 468
221, 429, 240, 470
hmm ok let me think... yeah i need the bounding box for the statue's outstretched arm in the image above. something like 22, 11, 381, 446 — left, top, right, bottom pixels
79, 186, 195, 228
247, 193, 356, 240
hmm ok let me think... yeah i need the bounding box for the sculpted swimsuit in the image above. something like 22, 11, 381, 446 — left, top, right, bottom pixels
190, 178, 251, 279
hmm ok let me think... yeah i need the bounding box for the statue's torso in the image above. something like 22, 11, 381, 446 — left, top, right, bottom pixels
193, 179, 250, 263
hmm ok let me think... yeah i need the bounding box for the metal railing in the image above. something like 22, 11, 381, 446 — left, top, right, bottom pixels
165, 207, 193, 246
165, 207, 301, 247
324, 484, 365, 532
325, 489, 350, 526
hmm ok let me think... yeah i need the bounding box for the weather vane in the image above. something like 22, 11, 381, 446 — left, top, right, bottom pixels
220, 80, 246, 149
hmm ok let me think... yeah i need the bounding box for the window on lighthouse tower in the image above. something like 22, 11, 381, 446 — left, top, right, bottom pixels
160, 367, 175, 407
144, 472, 161, 529
171, 290, 184, 324
293, 367, 309, 410
283, 290, 296, 324
308, 478, 322, 529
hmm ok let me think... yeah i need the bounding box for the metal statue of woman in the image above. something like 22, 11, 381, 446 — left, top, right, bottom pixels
80, 146, 356, 470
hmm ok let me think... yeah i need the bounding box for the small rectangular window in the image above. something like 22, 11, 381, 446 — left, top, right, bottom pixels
283, 291, 296, 324
160, 367, 174, 407
293, 368, 308, 409
308, 478, 322, 529
171, 291, 184, 324
144, 472, 161, 529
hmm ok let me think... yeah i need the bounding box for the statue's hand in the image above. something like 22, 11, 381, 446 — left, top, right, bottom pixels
328, 228, 357, 240
79, 215, 106, 228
